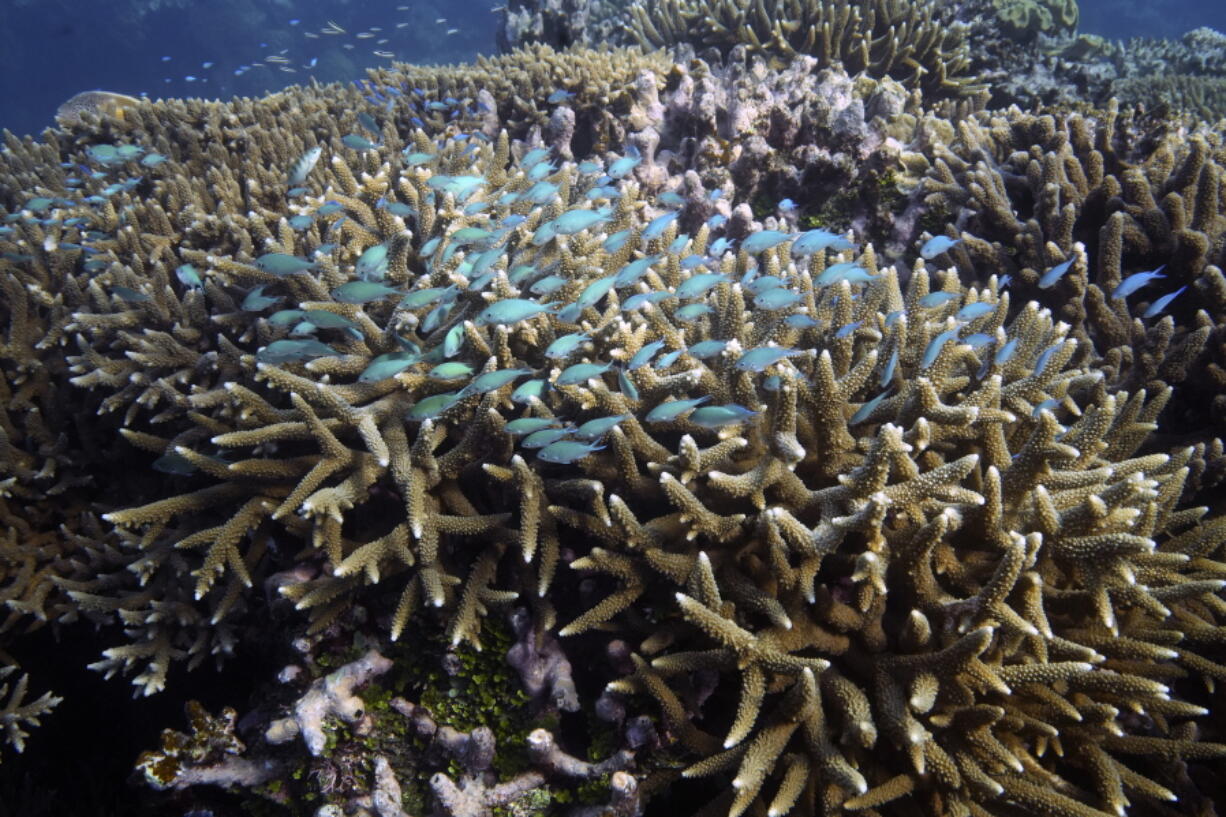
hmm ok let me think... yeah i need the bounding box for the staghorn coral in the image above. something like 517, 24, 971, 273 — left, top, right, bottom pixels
623, 0, 981, 99
0, 666, 60, 759
1, 35, 1225, 817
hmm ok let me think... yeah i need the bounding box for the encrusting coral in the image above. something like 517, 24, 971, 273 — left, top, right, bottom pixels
1, 27, 1226, 817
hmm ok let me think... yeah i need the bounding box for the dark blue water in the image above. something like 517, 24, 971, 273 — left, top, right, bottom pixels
0, 0, 1224, 137
0, 0, 496, 136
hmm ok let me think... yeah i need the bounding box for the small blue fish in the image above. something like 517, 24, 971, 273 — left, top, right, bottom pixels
742, 230, 793, 255
956, 302, 995, 322
574, 415, 630, 441
675, 273, 729, 300
546, 89, 575, 104
475, 298, 560, 326
288, 215, 314, 230
522, 427, 574, 449
921, 329, 959, 368
1112, 265, 1167, 299
406, 391, 463, 421
521, 147, 551, 168
754, 287, 802, 310
614, 255, 662, 288
850, 390, 891, 425
399, 286, 455, 310
1038, 258, 1073, 289
505, 417, 562, 436
241, 285, 282, 311
557, 362, 613, 386
655, 349, 683, 369
175, 263, 202, 288
360, 352, 419, 382
919, 291, 959, 308
629, 341, 667, 372
332, 280, 401, 304
642, 211, 680, 241
645, 396, 711, 423
537, 440, 605, 464
688, 404, 758, 429
443, 323, 466, 358
530, 275, 569, 296
607, 147, 641, 180
575, 276, 617, 309
834, 321, 862, 339
993, 337, 1019, 366
707, 214, 728, 229
622, 291, 672, 311
257, 338, 338, 363
617, 368, 639, 401
603, 230, 632, 253
342, 133, 379, 151
709, 237, 735, 256
355, 244, 390, 281
256, 253, 316, 275
1033, 342, 1063, 374
464, 368, 533, 395
791, 228, 856, 256
1142, 286, 1187, 318
784, 314, 819, 329
880, 346, 899, 386
815, 262, 877, 287
920, 235, 960, 259
544, 333, 590, 359
736, 346, 802, 372
511, 379, 549, 404
777, 198, 796, 214
676, 303, 715, 322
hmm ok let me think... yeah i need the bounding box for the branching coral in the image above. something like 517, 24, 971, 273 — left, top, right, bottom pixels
623, 0, 981, 98
1, 29, 1226, 817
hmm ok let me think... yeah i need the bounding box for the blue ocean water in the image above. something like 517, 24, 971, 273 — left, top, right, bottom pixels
0, 0, 496, 136
0, 0, 1224, 136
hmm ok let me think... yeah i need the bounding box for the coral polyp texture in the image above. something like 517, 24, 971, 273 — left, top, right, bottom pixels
1, 28, 1226, 817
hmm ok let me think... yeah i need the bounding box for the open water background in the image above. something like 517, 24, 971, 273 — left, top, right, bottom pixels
0, 0, 1224, 137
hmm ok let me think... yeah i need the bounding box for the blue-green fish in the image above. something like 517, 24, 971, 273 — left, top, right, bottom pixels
850, 390, 891, 424
1038, 258, 1073, 289
622, 291, 671, 311
1142, 286, 1186, 318
646, 396, 710, 423
1112, 265, 1166, 299
791, 228, 856, 256
556, 362, 612, 386
110, 285, 150, 302
476, 298, 560, 326
689, 404, 757, 428
921, 329, 959, 368
443, 323, 466, 357
511, 379, 549, 404
919, 291, 959, 308
175, 263, 202, 288
268, 309, 306, 325
332, 280, 401, 304
522, 427, 574, 449
628, 339, 666, 371
603, 230, 632, 253
920, 235, 960, 259
642, 211, 680, 241
545, 333, 590, 359
506, 417, 562, 435
552, 207, 611, 236
753, 287, 801, 310
536, 440, 605, 464
606, 149, 641, 180
573, 415, 629, 441
242, 285, 282, 311
676, 303, 714, 322
464, 368, 533, 395
342, 133, 379, 151
428, 361, 475, 381
257, 338, 338, 363
686, 339, 728, 359
815, 262, 876, 287
288, 214, 314, 230
303, 310, 359, 330
256, 253, 316, 275
530, 275, 569, 296
956, 302, 995, 321
575, 276, 617, 309
356, 244, 390, 281
742, 230, 792, 254
406, 391, 463, 421
675, 273, 728, 300
617, 368, 639, 401
399, 286, 456, 310
834, 321, 862, 339
613, 255, 661, 288
359, 352, 419, 382
735, 346, 802, 372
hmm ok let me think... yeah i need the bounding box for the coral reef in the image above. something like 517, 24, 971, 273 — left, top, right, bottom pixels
1, 16, 1226, 817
